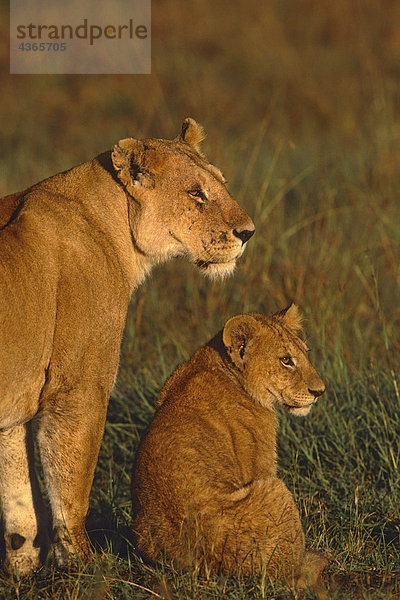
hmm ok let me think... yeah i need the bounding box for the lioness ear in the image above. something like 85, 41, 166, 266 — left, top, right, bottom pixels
273, 304, 303, 335
222, 315, 261, 369
111, 138, 154, 192
178, 117, 206, 153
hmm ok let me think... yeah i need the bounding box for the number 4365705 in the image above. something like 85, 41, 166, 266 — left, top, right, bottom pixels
18, 42, 67, 51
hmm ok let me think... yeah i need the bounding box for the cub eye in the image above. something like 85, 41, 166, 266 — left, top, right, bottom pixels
188, 189, 207, 203
280, 356, 294, 367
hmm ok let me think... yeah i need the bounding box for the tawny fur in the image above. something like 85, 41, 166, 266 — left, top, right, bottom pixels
132, 306, 329, 596
0, 118, 254, 576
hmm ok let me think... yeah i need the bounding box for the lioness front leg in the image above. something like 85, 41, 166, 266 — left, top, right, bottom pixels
37, 395, 108, 566
0, 423, 48, 576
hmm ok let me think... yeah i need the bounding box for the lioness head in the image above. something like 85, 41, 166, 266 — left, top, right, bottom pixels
222, 304, 325, 416
111, 118, 255, 278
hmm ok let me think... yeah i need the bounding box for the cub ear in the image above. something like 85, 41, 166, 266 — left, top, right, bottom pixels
222, 315, 261, 369
178, 117, 206, 153
111, 138, 154, 192
273, 304, 303, 335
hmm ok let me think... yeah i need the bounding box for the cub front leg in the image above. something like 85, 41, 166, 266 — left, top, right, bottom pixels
37, 391, 108, 566
296, 549, 330, 600
0, 423, 49, 576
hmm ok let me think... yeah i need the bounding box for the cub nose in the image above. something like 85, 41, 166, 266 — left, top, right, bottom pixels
308, 387, 325, 399
233, 228, 255, 245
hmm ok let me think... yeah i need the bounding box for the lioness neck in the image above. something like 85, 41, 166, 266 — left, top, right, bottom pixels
21, 159, 154, 292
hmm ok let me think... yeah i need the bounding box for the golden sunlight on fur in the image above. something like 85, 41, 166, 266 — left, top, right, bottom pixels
132, 305, 328, 597
0, 119, 254, 576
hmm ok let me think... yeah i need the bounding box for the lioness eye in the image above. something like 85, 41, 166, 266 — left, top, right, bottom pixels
188, 189, 207, 203
280, 356, 294, 367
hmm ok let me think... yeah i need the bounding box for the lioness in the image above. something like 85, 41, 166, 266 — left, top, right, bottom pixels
0, 118, 254, 575
132, 305, 328, 595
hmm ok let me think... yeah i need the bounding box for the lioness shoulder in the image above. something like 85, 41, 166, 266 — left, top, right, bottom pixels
132, 305, 328, 594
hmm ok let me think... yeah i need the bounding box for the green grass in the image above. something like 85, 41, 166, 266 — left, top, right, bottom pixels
1, 371, 399, 598
1, 0, 400, 597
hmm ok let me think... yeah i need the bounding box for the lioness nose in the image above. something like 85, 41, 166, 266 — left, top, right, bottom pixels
308, 387, 325, 399
233, 228, 255, 245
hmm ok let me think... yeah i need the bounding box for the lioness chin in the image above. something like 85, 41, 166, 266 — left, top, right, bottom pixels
132, 305, 329, 599
0, 118, 254, 576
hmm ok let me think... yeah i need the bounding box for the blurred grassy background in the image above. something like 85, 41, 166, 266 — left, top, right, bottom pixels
2, 0, 399, 380
1, 0, 400, 598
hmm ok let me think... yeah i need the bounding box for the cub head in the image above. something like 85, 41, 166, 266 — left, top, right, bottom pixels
222, 305, 325, 416
111, 118, 255, 279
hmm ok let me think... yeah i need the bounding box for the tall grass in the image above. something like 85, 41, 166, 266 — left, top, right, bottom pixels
1, 0, 399, 597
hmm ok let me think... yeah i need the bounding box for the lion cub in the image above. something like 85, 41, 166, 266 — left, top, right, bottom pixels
132, 305, 328, 593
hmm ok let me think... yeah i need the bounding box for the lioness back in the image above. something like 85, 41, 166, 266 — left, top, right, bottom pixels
132, 305, 328, 591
